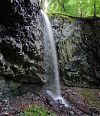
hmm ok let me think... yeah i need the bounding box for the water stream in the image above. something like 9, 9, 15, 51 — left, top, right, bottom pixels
41, 10, 69, 107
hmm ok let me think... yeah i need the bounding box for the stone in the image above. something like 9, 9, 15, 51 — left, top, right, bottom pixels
0, 0, 46, 84
51, 16, 100, 87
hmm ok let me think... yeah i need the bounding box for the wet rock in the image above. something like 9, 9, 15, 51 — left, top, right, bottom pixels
45, 94, 59, 110
51, 16, 100, 87
0, 0, 46, 84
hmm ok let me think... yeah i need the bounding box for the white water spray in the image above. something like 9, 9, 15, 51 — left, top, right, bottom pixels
41, 10, 69, 107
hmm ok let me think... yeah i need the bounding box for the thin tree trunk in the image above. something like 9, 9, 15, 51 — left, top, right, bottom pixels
80, 8, 82, 18
94, 0, 96, 17
62, 3, 66, 12
58, 0, 66, 12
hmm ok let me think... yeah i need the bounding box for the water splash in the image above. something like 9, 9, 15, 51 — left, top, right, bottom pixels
41, 10, 69, 107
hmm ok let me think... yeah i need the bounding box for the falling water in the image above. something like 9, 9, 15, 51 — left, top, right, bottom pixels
41, 10, 69, 107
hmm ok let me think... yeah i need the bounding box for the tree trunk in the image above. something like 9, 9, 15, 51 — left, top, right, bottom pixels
94, 0, 96, 17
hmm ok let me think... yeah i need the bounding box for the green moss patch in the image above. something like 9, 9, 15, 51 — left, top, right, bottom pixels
24, 105, 56, 116
80, 88, 100, 109
47, 12, 76, 22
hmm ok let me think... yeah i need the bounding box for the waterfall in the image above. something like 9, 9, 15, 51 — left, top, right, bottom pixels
41, 10, 69, 107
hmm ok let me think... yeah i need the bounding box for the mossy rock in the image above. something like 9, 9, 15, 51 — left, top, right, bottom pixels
47, 12, 76, 22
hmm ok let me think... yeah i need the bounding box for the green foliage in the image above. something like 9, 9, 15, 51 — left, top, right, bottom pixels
96, 0, 100, 17
24, 106, 56, 116
46, 0, 100, 17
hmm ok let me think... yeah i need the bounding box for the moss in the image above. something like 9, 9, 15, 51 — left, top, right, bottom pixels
47, 12, 76, 22
24, 105, 56, 116
79, 88, 100, 109
65, 87, 100, 110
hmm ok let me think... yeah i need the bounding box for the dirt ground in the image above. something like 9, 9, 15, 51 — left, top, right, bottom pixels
0, 85, 100, 116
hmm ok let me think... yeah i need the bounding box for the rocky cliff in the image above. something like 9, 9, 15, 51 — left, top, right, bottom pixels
0, 0, 46, 84
51, 16, 100, 87
0, 0, 100, 88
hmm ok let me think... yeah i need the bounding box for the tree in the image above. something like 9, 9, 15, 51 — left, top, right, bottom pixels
47, 0, 100, 18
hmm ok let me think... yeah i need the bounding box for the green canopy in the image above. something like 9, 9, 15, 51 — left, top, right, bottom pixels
44, 0, 100, 17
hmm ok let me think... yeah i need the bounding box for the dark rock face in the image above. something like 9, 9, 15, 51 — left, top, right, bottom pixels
0, 0, 46, 84
51, 16, 100, 87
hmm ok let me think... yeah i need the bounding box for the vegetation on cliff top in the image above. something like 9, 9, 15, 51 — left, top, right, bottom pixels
42, 0, 100, 18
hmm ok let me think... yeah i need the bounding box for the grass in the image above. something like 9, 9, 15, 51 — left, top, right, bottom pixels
24, 105, 56, 116
78, 88, 100, 109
